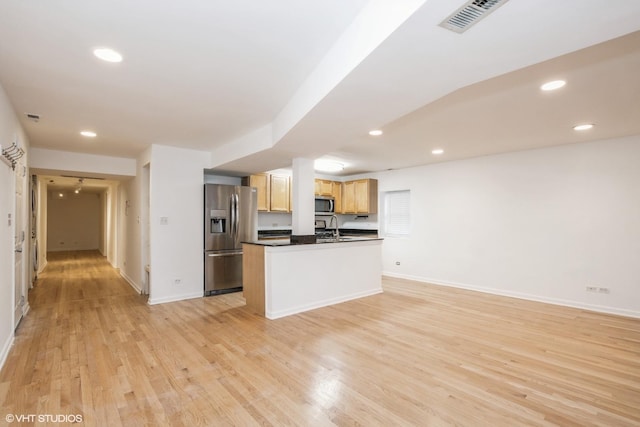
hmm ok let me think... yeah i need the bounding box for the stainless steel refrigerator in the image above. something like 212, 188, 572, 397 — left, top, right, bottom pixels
204, 184, 258, 295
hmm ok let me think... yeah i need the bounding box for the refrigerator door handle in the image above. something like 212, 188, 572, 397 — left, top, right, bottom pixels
229, 194, 235, 237
234, 193, 240, 237
208, 251, 243, 257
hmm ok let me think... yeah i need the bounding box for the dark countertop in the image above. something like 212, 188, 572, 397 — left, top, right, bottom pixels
244, 236, 383, 247
339, 228, 378, 237
258, 229, 292, 239
258, 228, 378, 243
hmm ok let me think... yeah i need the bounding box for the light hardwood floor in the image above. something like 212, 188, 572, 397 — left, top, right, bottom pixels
1, 250, 639, 426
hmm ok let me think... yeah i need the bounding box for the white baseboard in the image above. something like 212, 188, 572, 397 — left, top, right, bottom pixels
148, 291, 204, 305
266, 288, 383, 320
120, 271, 142, 294
0, 332, 15, 372
22, 303, 30, 317
37, 259, 48, 274
382, 272, 640, 319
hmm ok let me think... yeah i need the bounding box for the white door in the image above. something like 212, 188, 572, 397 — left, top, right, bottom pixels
14, 161, 25, 328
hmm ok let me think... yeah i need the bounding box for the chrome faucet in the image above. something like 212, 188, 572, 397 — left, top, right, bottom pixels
329, 215, 340, 240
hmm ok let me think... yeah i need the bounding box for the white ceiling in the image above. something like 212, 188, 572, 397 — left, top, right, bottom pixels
0, 0, 368, 157
1, 0, 639, 180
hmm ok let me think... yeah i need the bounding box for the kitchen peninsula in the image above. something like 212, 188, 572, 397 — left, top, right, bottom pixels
242, 238, 383, 319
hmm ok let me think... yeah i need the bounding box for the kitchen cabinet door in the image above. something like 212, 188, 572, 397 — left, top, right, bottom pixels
243, 174, 270, 211
343, 181, 356, 213
270, 174, 290, 212
343, 179, 377, 214
315, 179, 333, 197
355, 180, 370, 213
332, 181, 343, 213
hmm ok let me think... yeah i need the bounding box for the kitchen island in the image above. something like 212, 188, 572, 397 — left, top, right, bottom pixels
242, 237, 383, 319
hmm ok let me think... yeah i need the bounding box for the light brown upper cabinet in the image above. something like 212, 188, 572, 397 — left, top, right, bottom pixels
333, 181, 342, 213
315, 179, 344, 213
243, 173, 291, 212
242, 173, 270, 211
342, 179, 377, 214
270, 174, 290, 212
314, 179, 334, 197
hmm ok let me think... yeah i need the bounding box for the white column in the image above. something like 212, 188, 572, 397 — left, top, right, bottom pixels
291, 158, 315, 236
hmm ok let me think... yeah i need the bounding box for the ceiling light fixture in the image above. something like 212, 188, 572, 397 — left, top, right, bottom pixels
540, 80, 566, 91
573, 123, 594, 131
75, 178, 84, 194
80, 130, 97, 138
314, 160, 344, 173
431, 148, 444, 155
93, 47, 123, 63
368, 130, 383, 136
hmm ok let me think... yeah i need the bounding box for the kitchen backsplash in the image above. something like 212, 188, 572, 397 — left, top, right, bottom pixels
258, 212, 378, 230
258, 212, 293, 229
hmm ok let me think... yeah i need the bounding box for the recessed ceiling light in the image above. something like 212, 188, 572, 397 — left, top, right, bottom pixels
80, 130, 97, 138
541, 80, 566, 91
93, 47, 123, 63
431, 148, 444, 155
368, 130, 383, 136
573, 124, 594, 131
314, 160, 344, 172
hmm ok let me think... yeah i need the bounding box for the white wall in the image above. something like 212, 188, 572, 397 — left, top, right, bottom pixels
0, 135, 15, 371
203, 173, 242, 186
30, 148, 136, 177
36, 176, 48, 273
376, 135, 640, 318
148, 145, 211, 304
118, 176, 143, 293
98, 188, 106, 255
47, 191, 102, 251
105, 183, 119, 266
265, 240, 383, 319
0, 83, 30, 370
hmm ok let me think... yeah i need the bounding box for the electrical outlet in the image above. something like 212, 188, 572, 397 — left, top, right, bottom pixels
173, 278, 182, 286
395, 261, 401, 266
586, 286, 598, 292
597, 287, 610, 294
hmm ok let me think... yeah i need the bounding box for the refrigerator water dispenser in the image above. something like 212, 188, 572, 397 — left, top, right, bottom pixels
210, 210, 227, 233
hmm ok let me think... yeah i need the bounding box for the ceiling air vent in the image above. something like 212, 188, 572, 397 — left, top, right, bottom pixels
439, 0, 510, 34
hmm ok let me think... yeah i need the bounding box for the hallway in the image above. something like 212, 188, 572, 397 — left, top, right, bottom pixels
0, 251, 252, 426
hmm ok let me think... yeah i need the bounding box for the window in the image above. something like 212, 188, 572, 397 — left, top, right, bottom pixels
382, 190, 410, 237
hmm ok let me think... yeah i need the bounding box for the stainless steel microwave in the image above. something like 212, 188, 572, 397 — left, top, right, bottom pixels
315, 196, 335, 214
